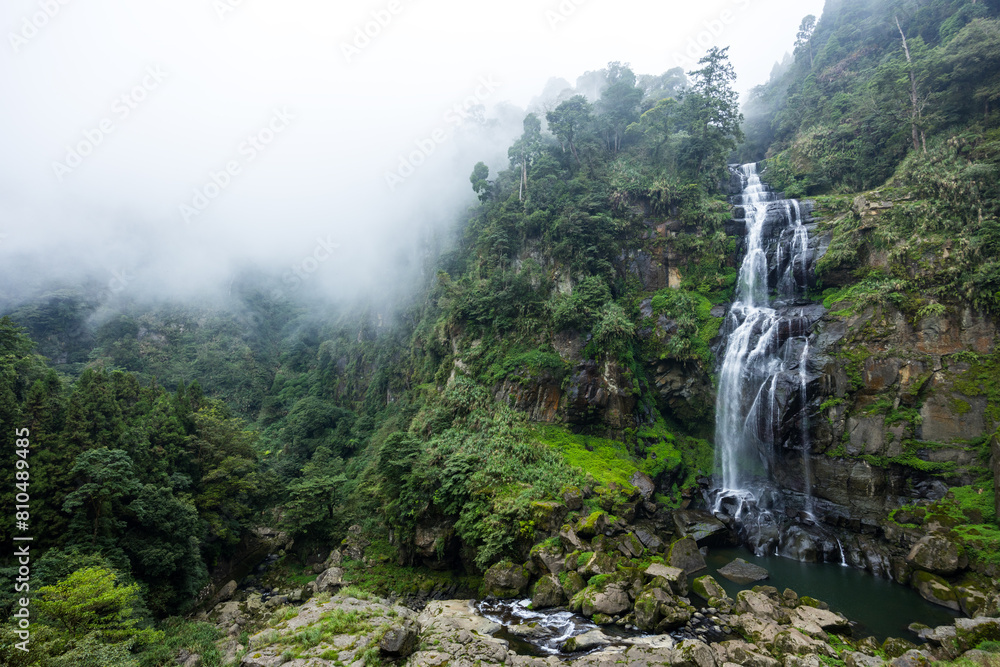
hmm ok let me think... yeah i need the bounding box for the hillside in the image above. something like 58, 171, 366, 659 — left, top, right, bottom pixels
2, 1, 1000, 663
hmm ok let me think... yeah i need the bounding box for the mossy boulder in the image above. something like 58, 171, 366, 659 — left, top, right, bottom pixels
571, 581, 631, 618
634, 588, 670, 631
617, 532, 645, 559
560, 570, 586, 599
667, 537, 706, 575
955, 582, 991, 617
531, 574, 566, 610
578, 551, 618, 578
531, 501, 569, 533
906, 535, 962, 576
483, 560, 530, 598
692, 574, 727, 601
644, 563, 688, 596
955, 616, 1000, 652
530, 538, 565, 576
912, 570, 960, 611
881, 636, 919, 658
576, 511, 610, 538
561, 486, 584, 511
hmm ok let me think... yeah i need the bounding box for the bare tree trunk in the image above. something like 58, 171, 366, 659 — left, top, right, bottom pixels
896, 16, 926, 154
521, 160, 527, 201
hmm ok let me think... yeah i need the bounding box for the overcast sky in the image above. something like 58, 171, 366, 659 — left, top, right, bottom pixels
0, 0, 826, 306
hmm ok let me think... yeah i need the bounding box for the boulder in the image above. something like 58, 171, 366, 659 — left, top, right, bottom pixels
645, 563, 688, 595
215, 580, 238, 603
889, 650, 934, 666
618, 532, 645, 558
315, 566, 345, 593
906, 535, 961, 576
562, 629, 612, 652
635, 587, 672, 631
955, 616, 1000, 652
792, 605, 851, 637
562, 486, 584, 511
668, 537, 707, 575
583, 583, 631, 617
630, 471, 657, 501
530, 540, 565, 576
717, 558, 769, 584
692, 575, 727, 601
531, 574, 565, 610
673, 638, 718, 667
379, 622, 419, 658
213, 601, 243, 627
956, 583, 991, 618
561, 570, 586, 599
673, 509, 733, 546
576, 511, 610, 538
771, 629, 834, 658
844, 653, 887, 667
635, 528, 664, 551
959, 649, 1000, 666
483, 561, 530, 598
912, 571, 960, 611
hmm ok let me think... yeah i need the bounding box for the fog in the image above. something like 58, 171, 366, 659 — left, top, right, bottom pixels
0, 0, 825, 310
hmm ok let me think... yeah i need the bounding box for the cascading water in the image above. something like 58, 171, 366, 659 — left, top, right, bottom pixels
711, 162, 825, 558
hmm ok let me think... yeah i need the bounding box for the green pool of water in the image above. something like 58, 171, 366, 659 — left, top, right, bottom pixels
701, 547, 960, 641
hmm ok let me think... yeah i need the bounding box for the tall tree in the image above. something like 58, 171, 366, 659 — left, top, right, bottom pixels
546, 95, 593, 164
681, 47, 744, 186
596, 62, 643, 153
795, 15, 817, 68
508, 114, 544, 201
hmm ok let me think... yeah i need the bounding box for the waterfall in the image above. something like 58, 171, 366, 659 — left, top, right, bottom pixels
713, 163, 815, 546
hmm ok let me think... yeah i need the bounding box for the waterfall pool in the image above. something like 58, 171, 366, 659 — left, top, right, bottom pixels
703, 547, 960, 641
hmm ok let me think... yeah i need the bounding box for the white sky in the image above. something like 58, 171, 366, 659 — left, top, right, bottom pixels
0, 0, 825, 304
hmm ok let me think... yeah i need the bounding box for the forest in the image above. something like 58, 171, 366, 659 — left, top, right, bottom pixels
3, 0, 1000, 665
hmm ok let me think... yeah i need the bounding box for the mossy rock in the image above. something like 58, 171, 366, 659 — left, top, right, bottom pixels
881, 636, 918, 658
560, 570, 586, 599
531, 501, 569, 532
798, 596, 830, 610
592, 613, 615, 625
956, 617, 1000, 652
692, 575, 727, 601
576, 511, 610, 538
912, 570, 960, 611
483, 560, 530, 598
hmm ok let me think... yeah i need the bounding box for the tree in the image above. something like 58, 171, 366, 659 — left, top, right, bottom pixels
63, 449, 139, 545
896, 15, 927, 153
795, 15, 817, 68
508, 114, 543, 201
470, 162, 491, 203
34, 566, 162, 647
596, 62, 643, 153
546, 95, 593, 163
681, 47, 744, 186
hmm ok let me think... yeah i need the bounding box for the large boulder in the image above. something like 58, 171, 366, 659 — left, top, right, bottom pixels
955, 617, 1000, 652
315, 566, 345, 593
630, 471, 657, 500
692, 575, 727, 601
645, 563, 688, 596
673, 509, 734, 546
912, 571, 960, 611
379, 622, 419, 658
483, 561, 530, 598
668, 537, 707, 575
906, 535, 961, 576
531, 574, 566, 610
584, 583, 631, 617
718, 558, 769, 585
634, 587, 672, 631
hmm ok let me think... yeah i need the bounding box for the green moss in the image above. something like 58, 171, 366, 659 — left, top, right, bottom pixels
533, 425, 639, 491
